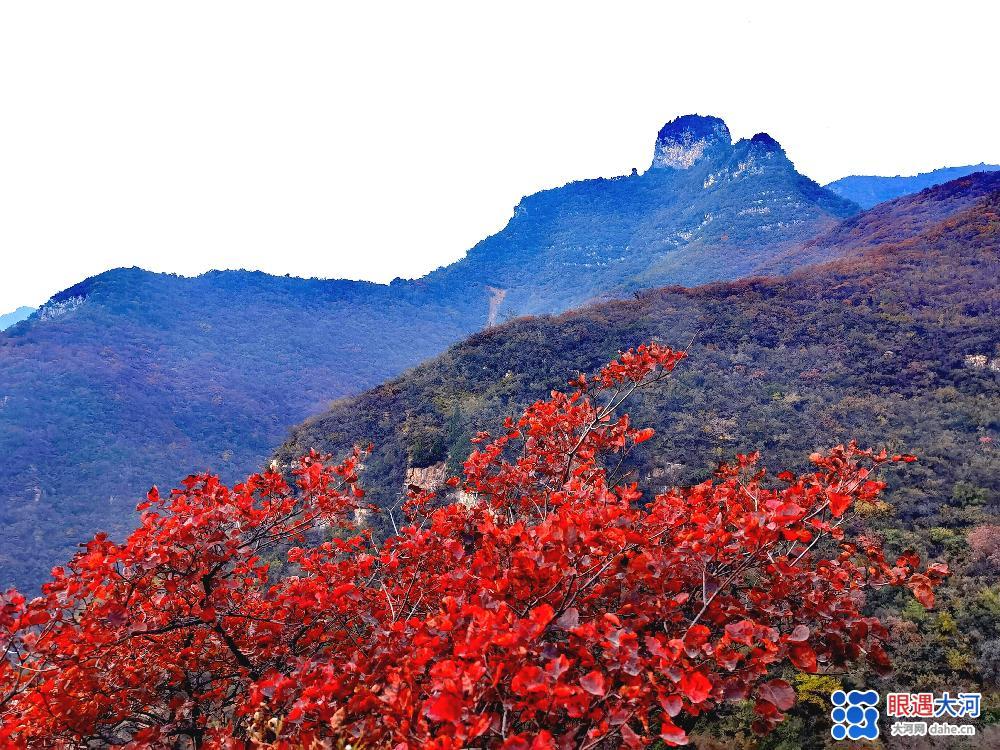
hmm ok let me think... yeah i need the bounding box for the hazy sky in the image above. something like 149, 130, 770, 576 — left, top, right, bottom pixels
2, 1, 997, 309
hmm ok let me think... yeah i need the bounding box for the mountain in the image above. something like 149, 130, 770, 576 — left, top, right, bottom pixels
760, 171, 1000, 274
277, 173, 1000, 519
422, 115, 858, 315
826, 163, 1000, 208
276, 175, 1000, 695
0, 306, 36, 331
0, 114, 861, 591
0, 271, 479, 591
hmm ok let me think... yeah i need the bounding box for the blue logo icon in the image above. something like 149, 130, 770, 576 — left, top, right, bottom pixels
831, 689, 880, 740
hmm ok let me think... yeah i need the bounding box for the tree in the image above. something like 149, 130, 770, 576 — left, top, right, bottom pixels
0, 344, 946, 748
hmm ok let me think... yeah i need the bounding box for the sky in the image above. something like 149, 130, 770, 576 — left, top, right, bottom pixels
1, 1, 998, 310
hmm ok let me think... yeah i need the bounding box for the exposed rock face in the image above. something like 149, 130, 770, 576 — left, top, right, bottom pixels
647, 463, 687, 494
485, 286, 507, 327
650, 114, 732, 169
651, 117, 792, 184
965, 354, 1000, 372
36, 296, 84, 322
404, 461, 448, 491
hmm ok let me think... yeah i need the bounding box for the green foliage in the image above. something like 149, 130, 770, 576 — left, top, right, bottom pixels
954, 481, 989, 506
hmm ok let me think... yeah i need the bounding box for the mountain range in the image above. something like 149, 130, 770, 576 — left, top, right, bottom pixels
0, 114, 865, 590
825, 163, 1000, 208
278, 173, 1000, 515
1, 115, 997, 593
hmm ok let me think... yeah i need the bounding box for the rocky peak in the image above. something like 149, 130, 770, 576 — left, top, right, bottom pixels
650, 114, 732, 170
747, 132, 784, 155
728, 131, 790, 172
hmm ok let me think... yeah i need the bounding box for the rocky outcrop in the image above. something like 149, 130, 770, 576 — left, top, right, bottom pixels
37, 296, 84, 322
404, 461, 448, 492
964, 354, 1000, 371
650, 114, 731, 170
485, 286, 507, 327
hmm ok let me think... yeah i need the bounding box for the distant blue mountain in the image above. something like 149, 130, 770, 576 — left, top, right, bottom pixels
0, 114, 861, 591
825, 163, 1000, 208
425, 115, 858, 315
0, 306, 35, 331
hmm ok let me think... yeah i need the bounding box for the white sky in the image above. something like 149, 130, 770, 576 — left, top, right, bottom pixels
1, 1, 997, 310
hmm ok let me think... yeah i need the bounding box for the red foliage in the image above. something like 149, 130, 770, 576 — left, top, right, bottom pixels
0, 344, 946, 748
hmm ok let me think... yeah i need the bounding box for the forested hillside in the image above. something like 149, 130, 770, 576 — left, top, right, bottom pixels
0, 271, 482, 591
278, 180, 1000, 711
0, 115, 858, 591
281, 177, 1000, 510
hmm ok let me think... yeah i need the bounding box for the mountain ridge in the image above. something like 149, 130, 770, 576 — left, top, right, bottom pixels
825, 163, 1000, 208
761, 171, 1000, 274
0, 115, 978, 592
420, 114, 857, 315
276, 174, 1000, 512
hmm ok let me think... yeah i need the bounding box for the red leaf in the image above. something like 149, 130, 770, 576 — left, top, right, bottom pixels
633, 428, 655, 444
528, 603, 554, 631
788, 642, 818, 673
580, 670, 606, 697
467, 714, 491, 738
725, 619, 755, 646
828, 491, 851, 517
759, 679, 795, 711
868, 641, 893, 676
772, 502, 805, 525
659, 693, 683, 717
679, 670, 712, 703
425, 692, 463, 723
556, 607, 579, 629
511, 665, 546, 695
659, 718, 688, 746
620, 723, 644, 749
25, 609, 50, 627
910, 580, 935, 608
788, 624, 810, 642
